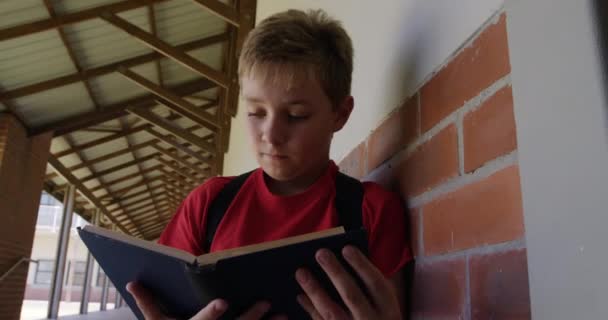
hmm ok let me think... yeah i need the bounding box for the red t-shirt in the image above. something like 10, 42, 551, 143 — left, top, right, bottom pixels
158, 161, 411, 277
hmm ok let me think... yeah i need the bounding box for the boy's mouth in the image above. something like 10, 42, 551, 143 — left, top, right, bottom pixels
262, 153, 288, 160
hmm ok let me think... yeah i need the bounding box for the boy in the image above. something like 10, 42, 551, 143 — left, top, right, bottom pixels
127, 9, 411, 320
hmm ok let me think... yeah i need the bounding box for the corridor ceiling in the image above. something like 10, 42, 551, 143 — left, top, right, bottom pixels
0, 0, 256, 240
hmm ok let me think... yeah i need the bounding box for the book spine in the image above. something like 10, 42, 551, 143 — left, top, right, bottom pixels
184, 263, 222, 308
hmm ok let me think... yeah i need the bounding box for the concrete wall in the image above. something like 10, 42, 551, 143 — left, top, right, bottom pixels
224, 0, 505, 175
506, 0, 608, 318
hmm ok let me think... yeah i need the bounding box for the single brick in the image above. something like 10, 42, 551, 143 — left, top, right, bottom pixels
422, 165, 524, 255
470, 248, 531, 320
367, 94, 419, 171
420, 14, 511, 132
411, 258, 467, 319
398, 125, 459, 199
464, 86, 517, 173
338, 141, 366, 179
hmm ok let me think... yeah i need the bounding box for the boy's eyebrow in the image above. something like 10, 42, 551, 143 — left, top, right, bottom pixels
243, 96, 310, 107
284, 99, 310, 106
243, 96, 264, 103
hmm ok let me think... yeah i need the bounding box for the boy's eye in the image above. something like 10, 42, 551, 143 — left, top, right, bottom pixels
288, 114, 309, 121
247, 112, 264, 118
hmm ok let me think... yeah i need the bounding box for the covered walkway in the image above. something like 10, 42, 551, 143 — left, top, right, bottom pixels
0, 0, 256, 319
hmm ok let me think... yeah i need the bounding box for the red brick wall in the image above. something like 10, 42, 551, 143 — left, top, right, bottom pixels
0, 114, 52, 319
338, 13, 531, 320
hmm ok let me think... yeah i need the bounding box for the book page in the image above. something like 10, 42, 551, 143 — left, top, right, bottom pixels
196, 227, 345, 266
81, 225, 196, 263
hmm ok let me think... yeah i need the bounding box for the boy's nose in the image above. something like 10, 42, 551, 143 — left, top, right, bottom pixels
262, 116, 287, 146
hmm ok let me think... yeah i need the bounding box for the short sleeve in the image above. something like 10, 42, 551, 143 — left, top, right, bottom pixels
361, 182, 413, 277
157, 177, 231, 255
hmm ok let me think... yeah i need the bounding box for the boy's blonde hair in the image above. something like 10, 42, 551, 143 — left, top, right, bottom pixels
238, 9, 353, 108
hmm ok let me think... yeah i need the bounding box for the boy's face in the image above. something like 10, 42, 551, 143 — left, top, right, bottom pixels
241, 71, 352, 185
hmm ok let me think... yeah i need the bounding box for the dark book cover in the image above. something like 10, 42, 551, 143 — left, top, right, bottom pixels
78, 226, 368, 320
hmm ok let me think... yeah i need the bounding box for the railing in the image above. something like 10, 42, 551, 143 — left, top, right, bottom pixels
0, 257, 38, 284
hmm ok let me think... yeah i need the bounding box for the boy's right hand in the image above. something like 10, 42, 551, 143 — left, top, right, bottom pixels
126, 282, 281, 320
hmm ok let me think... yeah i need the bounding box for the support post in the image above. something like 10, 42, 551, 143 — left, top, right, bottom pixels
47, 184, 76, 319
79, 210, 98, 314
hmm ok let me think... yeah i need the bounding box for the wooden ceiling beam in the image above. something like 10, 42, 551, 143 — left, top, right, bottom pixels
112, 198, 168, 216
46, 140, 158, 179
163, 180, 189, 198
131, 203, 171, 222
125, 190, 167, 215
133, 213, 171, 232
54, 125, 148, 158
1, 33, 227, 102
80, 153, 159, 183
128, 107, 216, 154
116, 191, 166, 213
80, 127, 122, 134
0, 0, 168, 42
30, 77, 215, 137
47, 156, 134, 236
43, 0, 101, 111
120, 117, 163, 225
163, 191, 183, 205
118, 67, 218, 132
116, 202, 170, 223
61, 134, 125, 227
113, 185, 165, 209
136, 200, 171, 220
133, 202, 173, 221
235, 0, 257, 55
107, 184, 164, 207
148, 4, 164, 89
115, 198, 166, 216
146, 128, 213, 165
160, 189, 190, 207
160, 168, 197, 187
156, 157, 204, 184
89, 165, 162, 193
101, 175, 164, 202
139, 217, 172, 234
139, 220, 170, 235
100, 12, 228, 88
153, 144, 210, 176
190, 0, 240, 27
161, 175, 195, 194
161, 167, 202, 191
51, 106, 208, 159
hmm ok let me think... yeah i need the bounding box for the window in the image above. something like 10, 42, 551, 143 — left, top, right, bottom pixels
65, 260, 86, 286
36, 206, 60, 228
95, 269, 114, 288
34, 260, 54, 285
40, 192, 58, 206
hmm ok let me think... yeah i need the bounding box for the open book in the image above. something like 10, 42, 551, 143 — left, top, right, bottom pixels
78, 225, 368, 320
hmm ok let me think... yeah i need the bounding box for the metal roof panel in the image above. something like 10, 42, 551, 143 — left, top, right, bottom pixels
0, 1, 49, 29
0, 30, 78, 90
15, 82, 95, 127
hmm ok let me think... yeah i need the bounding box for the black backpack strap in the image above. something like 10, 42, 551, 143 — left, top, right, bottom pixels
334, 172, 364, 231
204, 171, 254, 252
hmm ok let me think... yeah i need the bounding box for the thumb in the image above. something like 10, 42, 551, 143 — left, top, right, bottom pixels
190, 299, 229, 320
126, 282, 168, 320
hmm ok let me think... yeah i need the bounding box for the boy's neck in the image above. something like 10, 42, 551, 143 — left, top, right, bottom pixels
263, 161, 331, 196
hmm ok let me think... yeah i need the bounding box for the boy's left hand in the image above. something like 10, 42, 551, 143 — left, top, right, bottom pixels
295, 245, 402, 320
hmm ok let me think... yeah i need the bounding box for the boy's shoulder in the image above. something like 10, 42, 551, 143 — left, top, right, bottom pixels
360, 180, 403, 208
185, 176, 236, 202
186, 170, 260, 202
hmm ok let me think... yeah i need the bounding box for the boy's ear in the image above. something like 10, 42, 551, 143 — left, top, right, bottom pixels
333, 96, 354, 132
